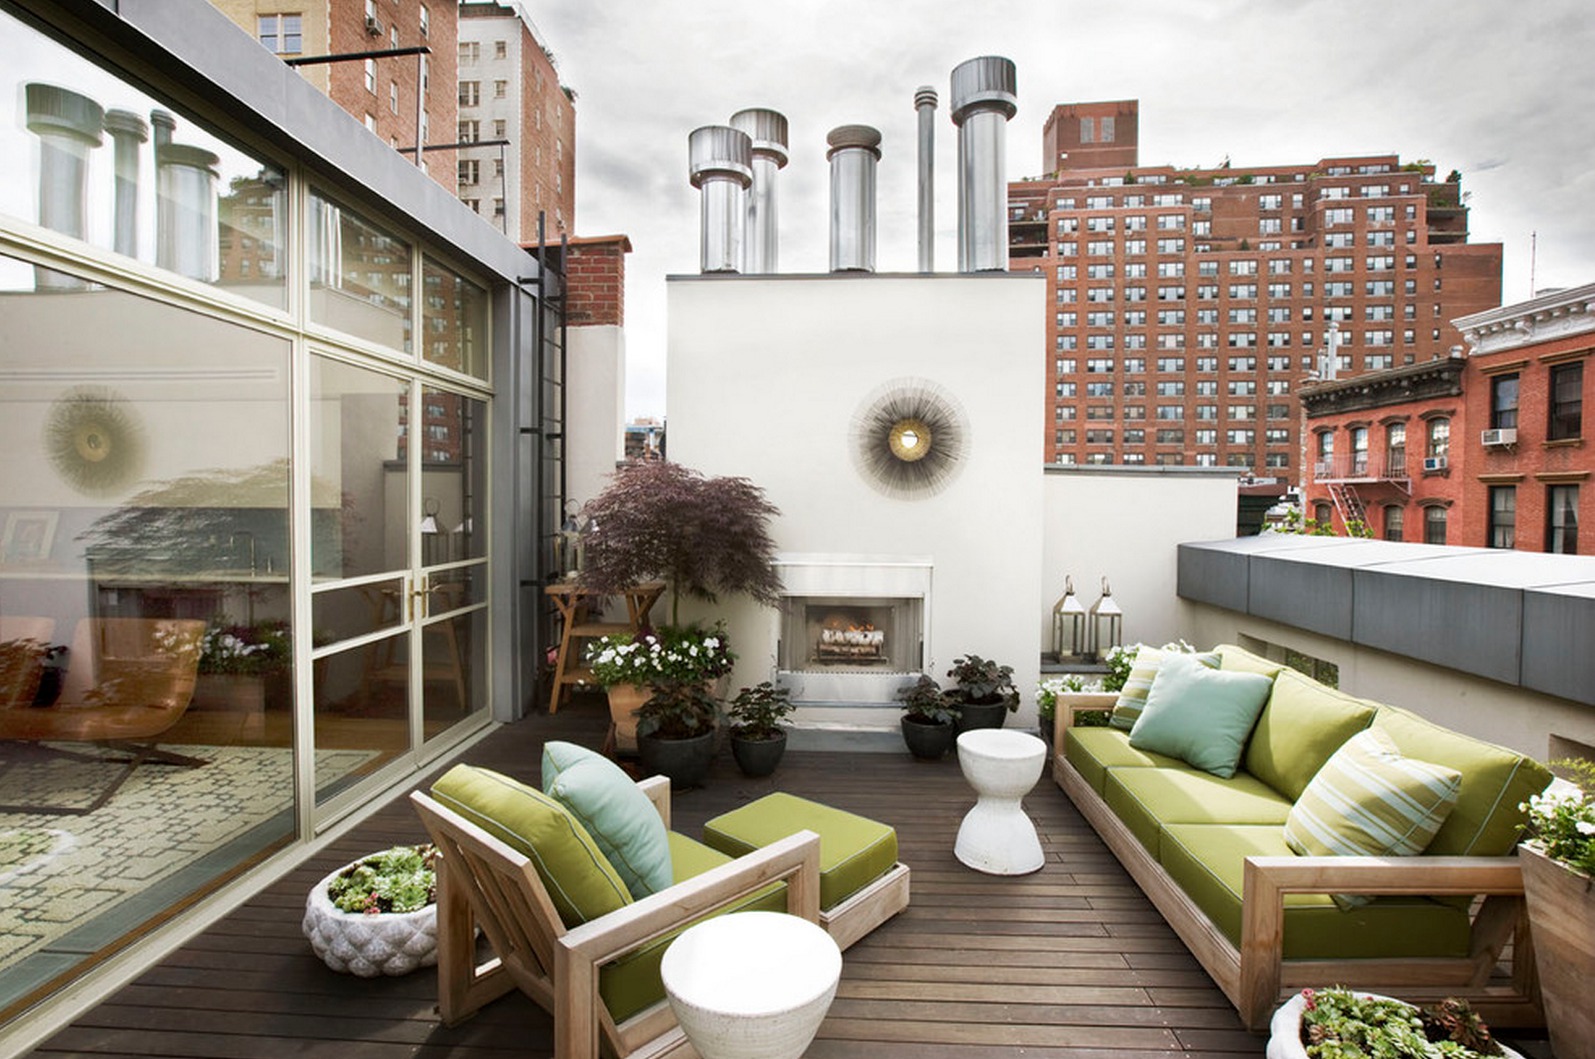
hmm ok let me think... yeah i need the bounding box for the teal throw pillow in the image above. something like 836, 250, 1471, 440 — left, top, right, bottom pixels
543, 741, 672, 898
1110, 646, 1219, 730
1127, 652, 1272, 778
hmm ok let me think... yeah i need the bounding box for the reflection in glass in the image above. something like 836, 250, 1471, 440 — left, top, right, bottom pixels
1, 9, 287, 305
422, 256, 488, 379
311, 579, 406, 643
310, 356, 408, 581
417, 388, 488, 564
309, 190, 413, 352
313, 634, 407, 807
423, 606, 486, 737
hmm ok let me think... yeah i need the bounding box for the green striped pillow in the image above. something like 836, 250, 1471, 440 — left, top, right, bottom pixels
1109, 647, 1218, 730
1284, 728, 1462, 910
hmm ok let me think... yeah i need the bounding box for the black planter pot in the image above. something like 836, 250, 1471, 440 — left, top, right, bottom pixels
638, 730, 716, 788
955, 698, 1010, 733
730, 731, 787, 778
900, 716, 956, 760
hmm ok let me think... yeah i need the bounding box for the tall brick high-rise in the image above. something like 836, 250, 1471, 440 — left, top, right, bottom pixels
1010, 100, 1503, 478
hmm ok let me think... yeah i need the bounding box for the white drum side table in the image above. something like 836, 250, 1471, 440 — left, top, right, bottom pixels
660, 910, 842, 1059
955, 728, 1047, 875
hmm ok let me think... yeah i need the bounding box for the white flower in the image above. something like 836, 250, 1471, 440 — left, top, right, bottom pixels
1577, 820, 1595, 837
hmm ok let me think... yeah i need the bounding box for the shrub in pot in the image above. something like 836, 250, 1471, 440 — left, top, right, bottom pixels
726, 681, 795, 778
1266, 987, 1509, 1059
897, 674, 958, 760
947, 654, 1017, 732
586, 623, 734, 752
302, 843, 439, 977
635, 679, 721, 788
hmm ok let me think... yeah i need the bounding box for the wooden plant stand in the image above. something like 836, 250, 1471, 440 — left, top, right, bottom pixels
543, 581, 665, 714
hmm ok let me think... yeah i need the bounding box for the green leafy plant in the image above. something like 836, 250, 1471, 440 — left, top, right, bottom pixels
1101, 644, 1136, 693
584, 623, 734, 689
1038, 674, 1109, 727
328, 844, 437, 915
636, 680, 721, 740
946, 654, 1016, 710
726, 681, 794, 741
197, 619, 291, 675
1519, 758, 1595, 874
1297, 988, 1500, 1058
897, 674, 958, 726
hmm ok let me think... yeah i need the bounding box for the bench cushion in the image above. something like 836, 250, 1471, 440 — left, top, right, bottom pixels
1065, 725, 1183, 796
542, 741, 672, 898
1243, 669, 1378, 803
1103, 766, 1293, 857
702, 792, 898, 912
1159, 823, 1472, 960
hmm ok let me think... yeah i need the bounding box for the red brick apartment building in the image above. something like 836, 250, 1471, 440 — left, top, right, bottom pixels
1009, 100, 1503, 476
1301, 282, 1592, 551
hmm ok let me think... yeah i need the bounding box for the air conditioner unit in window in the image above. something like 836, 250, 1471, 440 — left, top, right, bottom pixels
365, 15, 383, 36
1423, 456, 1448, 472
1481, 428, 1518, 447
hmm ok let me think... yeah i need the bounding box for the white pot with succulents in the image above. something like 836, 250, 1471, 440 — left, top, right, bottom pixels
302, 843, 439, 977
1267, 988, 1518, 1059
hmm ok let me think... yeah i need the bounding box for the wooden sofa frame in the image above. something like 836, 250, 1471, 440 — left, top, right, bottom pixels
1052, 694, 1542, 1032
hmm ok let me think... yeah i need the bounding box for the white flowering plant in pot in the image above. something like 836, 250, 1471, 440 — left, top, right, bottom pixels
584, 623, 735, 690
1519, 759, 1595, 873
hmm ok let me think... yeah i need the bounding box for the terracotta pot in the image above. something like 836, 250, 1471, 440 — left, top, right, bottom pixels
606, 683, 650, 753
1519, 842, 1595, 1059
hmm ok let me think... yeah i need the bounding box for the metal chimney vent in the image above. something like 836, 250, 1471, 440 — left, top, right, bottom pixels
688, 125, 753, 273
729, 108, 788, 274
827, 124, 881, 273
949, 56, 1017, 272
914, 87, 937, 273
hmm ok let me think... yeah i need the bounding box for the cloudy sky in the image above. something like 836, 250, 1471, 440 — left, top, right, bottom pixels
533, 0, 1595, 420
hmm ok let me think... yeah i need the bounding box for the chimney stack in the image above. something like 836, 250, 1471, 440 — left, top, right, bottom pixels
103, 109, 149, 259
915, 87, 937, 273
688, 125, 753, 273
827, 124, 881, 273
949, 56, 1017, 272
728, 108, 788, 274
25, 83, 103, 290
152, 110, 221, 282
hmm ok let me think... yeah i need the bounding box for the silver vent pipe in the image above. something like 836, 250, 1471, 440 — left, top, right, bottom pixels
915, 87, 937, 273
728, 108, 788, 274
827, 124, 880, 273
688, 125, 753, 273
25, 83, 104, 290
950, 56, 1017, 272
104, 109, 149, 259
152, 109, 221, 283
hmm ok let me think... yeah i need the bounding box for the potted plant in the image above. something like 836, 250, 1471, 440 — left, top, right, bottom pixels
897, 674, 958, 760
1035, 673, 1096, 751
302, 843, 439, 977
1266, 988, 1511, 1059
726, 681, 795, 778
192, 618, 293, 721
585, 623, 734, 753
1516, 759, 1595, 1059
635, 679, 721, 788
946, 654, 1016, 732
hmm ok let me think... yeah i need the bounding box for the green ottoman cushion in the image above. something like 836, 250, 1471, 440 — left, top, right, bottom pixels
702, 792, 898, 912
1103, 766, 1293, 857
1159, 823, 1472, 960
1065, 725, 1183, 796
598, 831, 787, 1024
1243, 669, 1378, 803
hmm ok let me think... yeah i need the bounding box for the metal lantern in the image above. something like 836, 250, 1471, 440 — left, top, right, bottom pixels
1052, 576, 1088, 661
1088, 577, 1123, 662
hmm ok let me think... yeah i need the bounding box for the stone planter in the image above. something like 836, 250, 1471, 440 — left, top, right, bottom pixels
1266, 990, 1522, 1059
900, 716, 955, 760
638, 729, 717, 789
302, 860, 438, 977
730, 730, 787, 778
1519, 842, 1595, 1059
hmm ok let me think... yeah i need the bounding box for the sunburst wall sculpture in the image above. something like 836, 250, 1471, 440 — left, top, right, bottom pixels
849, 378, 969, 499
44, 386, 147, 497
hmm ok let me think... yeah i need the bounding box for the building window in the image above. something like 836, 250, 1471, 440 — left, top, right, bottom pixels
1314, 502, 1333, 526
1349, 426, 1368, 475
1549, 361, 1584, 440
1424, 505, 1447, 545
1490, 373, 1519, 431
258, 13, 303, 53
1427, 417, 1449, 462
1386, 422, 1406, 477
495, 39, 508, 59
494, 80, 508, 99
1547, 485, 1579, 554
419, 3, 429, 37
458, 119, 479, 143
459, 81, 479, 107
390, 81, 399, 114
1079, 117, 1095, 143
1383, 505, 1404, 542
458, 159, 480, 185
459, 41, 479, 64
1488, 486, 1516, 549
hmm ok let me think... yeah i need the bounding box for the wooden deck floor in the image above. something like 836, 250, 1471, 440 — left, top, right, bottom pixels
25, 699, 1261, 1058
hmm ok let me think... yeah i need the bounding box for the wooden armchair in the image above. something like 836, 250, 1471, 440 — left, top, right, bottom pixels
411, 775, 823, 1059
0, 617, 206, 815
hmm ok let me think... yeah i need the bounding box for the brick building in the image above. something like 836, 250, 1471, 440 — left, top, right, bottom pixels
210, 0, 458, 188
458, 2, 575, 241
1009, 100, 1502, 477
1301, 282, 1592, 551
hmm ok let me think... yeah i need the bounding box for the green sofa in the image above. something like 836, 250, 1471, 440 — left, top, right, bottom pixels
1052, 643, 1552, 1032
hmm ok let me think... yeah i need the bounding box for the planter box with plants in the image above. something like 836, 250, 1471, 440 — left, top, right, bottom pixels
302, 843, 438, 977
586, 623, 734, 753
726, 681, 795, 778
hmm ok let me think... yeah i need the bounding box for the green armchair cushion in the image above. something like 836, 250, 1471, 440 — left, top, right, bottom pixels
542, 741, 672, 898
431, 763, 631, 927
1243, 669, 1378, 802
1127, 652, 1273, 778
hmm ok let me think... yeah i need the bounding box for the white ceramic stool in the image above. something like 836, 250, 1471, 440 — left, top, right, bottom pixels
660, 910, 842, 1059
955, 728, 1047, 875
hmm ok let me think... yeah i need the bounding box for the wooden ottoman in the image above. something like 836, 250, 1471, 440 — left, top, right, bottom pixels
702, 792, 910, 950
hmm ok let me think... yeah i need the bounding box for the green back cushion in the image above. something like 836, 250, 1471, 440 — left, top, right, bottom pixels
1243, 669, 1376, 802
542, 741, 672, 898
431, 763, 631, 927
1284, 728, 1463, 910
1127, 652, 1272, 778
1110, 647, 1218, 730
1215, 643, 1287, 679
1371, 704, 1553, 857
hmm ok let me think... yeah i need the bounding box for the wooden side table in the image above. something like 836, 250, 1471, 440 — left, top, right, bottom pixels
543, 580, 665, 713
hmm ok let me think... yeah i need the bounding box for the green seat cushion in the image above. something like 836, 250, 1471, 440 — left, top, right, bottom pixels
1109, 646, 1219, 730
1064, 725, 1183, 796
1160, 823, 1472, 960
1284, 728, 1462, 910
542, 741, 672, 897
599, 832, 787, 1024
1244, 669, 1377, 802
1215, 643, 1288, 678
1127, 653, 1273, 778
702, 792, 898, 911
431, 764, 631, 927
1372, 704, 1553, 857
1103, 766, 1293, 857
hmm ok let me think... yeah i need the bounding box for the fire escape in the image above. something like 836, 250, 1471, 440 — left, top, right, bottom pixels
1316, 453, 1410, 532
1327, 481, 1368, 530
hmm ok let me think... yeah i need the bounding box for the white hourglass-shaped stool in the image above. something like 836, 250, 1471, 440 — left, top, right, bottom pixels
954, 728, 1048, 875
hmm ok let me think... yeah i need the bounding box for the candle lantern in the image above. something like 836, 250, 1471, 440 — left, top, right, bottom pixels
1052, 576, 1088, 661
1088, 577, 1123, 662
